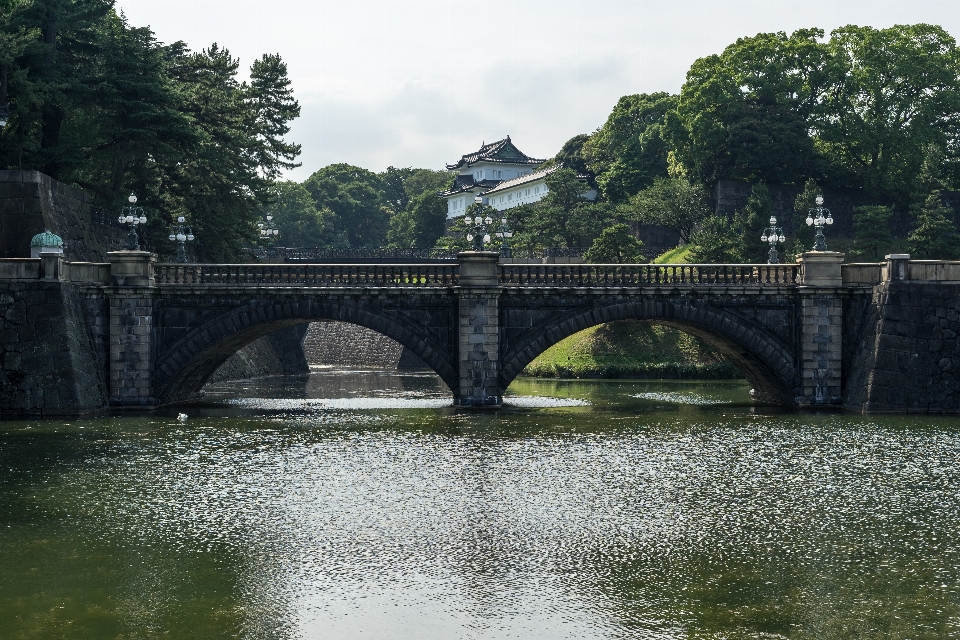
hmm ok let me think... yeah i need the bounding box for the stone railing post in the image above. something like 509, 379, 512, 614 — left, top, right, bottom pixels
797, 251, 844, 406
455, 251, 502, 408
885, 253, 910, 282
107, 251, 157, 406
39, 251, 64, 281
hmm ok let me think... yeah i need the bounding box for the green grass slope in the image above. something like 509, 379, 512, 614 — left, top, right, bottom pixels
652, 244, 693, 263
523, 320, 741, 379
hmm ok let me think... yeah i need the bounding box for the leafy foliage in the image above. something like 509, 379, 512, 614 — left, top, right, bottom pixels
302, 164, 387, 247
622, 177, 710, 244
509, 168, 613, 250
387, 191, 447, 248
264, 181, 329, 248
689, 215, 737, 263
789, 178, 819, 257
582, 92, 675, 202
663, 25, 960, 205
584, 223, 644, 263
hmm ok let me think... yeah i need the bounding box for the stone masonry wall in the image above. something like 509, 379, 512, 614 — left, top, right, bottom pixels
844, 282, 960, 413
0, 170, 127, 261
207, 324, 310, 384
301, 321, 428, 370
0, 280, 110, 418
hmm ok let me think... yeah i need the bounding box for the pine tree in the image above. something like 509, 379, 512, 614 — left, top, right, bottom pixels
908, 191, 960, 259
850, 205, 893, 261
247, 53, 301, 180
732, 183, 772, 263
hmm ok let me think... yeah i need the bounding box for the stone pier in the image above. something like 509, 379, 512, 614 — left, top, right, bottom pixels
455, 252, 502, 408
797, 252, 845, 406
107, 251, 156, 406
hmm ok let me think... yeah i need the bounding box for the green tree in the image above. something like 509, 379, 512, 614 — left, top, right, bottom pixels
582, 92, 676, 202
584, 223, 644, 263
690, 215, 738, 263
519, 168, 613, 248
818, 24, 960, 203
622, 177, 710, 244
546, 134, 595, 185
908, 192, 960, 259
850, 205, 894, 261
664, 24, 960, 201
159, 44, 280, 261
264, 181, 329, 247
387, 191, 447, 248
731, 183, 773, 263
303, 164, 388, 247
0, 6, 302, 261
664, 28, 828, 186
247, 53, 301, 180
380, 166, 452, 214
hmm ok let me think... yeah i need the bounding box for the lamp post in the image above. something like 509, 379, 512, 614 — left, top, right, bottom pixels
805, 195, 833, 251
495, 214, 513, 258
760, 216, 786, 264
464, 196, 492, 251
118, 193, 147, 251
167, 216, 194, 263
258, 214, 279, 242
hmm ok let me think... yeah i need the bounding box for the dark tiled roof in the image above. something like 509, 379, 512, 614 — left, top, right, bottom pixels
445, 136, 546, 171
438, 175, 502, 197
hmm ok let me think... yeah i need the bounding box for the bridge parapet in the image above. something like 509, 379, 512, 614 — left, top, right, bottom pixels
499, 263, 799, 287
154, 263, 459, 286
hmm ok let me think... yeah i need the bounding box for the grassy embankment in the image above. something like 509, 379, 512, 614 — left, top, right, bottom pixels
523, 244, 741, 379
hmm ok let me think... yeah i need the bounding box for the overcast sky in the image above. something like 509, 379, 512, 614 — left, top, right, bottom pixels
115, 0, 960, 181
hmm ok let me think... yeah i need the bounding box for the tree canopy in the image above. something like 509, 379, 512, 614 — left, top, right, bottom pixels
663, 24, 960, 203
0, 0, 302, 260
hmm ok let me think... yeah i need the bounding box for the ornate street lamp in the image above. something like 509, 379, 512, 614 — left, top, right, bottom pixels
761, 215, 786, 264
118, 193, 147, 251
167, 216, 195, 263
495, 214, 513, 258
258, 214, 279, 241
464, 196, 493, 251
805, 195, 833, 251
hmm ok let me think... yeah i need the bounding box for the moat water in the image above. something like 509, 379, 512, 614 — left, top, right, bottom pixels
2, 371, 960, 639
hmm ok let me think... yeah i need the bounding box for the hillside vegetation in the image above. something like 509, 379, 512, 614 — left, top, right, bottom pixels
523, 320, 741, 379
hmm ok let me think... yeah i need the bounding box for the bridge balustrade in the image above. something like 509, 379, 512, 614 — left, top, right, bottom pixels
154, 263, 459, 286
498, 263, 799, 286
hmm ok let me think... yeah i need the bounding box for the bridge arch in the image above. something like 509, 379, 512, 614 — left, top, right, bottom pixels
499, 299, 797, 404
153, 299, 457, 405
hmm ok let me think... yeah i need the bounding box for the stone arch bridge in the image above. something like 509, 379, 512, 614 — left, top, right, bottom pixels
102, 250, 863, 409
5, 250, 958, 415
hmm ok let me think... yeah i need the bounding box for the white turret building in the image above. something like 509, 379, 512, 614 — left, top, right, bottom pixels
440, 136, 596, 218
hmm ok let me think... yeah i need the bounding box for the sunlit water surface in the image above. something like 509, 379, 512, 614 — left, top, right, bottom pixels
2, 371, 960, 639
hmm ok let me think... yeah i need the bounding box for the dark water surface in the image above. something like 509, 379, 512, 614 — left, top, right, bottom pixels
2, 371, 960, 639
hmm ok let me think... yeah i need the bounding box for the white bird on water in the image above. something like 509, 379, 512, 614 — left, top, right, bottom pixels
177, 413, 188, 422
